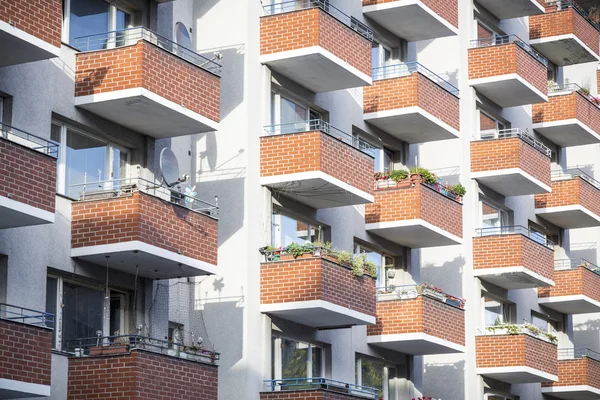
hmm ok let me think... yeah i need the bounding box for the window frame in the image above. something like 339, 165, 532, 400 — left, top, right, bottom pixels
479, 199, 510, 229
270, 90, 322, 127
63, 0, 135, 45
482, 294, 516, 328
271, 334, 324, 381
353, 242, 393, 288
355, 356, 399, 400
271, 210, 321, 248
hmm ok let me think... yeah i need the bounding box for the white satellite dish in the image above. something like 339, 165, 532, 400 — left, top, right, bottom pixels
175, 22, 193, 50
159, 148, 188, 187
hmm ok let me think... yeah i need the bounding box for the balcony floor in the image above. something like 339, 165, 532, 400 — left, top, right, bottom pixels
541, 386, 600, 400
365, 220, 462, 248
0, 22, 60, 67
472, 169, 551, 196
535, 206, 600, 229
470, 75, 547, 108
533, 120, 600, 147
0, 196, 55, 229
477, 367, 557, 384
261, 300, 375, 328
531, 36, 600, 66
539, 295, 600, 314
367, 333, 465, 355
474, 267, 554, 289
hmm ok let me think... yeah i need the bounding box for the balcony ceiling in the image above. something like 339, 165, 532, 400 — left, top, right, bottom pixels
542, 386, 600, 400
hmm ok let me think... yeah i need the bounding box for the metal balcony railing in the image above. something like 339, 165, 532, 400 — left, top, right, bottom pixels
548, 82, 600, 107
475, 225, 555, 249
477, 128, 551, 157
0, 303, 54, 329
376, 285, 465, 309
73, 27, 222, 76
262, 0, 373, 41
372, 61, 459, 97
555, 258, 600, 272
0, 122, 59, 158
263, 378, 378, 399
470, 34, 549, 67
546, 0, 600, 32
551, 168, 600, 191
558, 348, 600, 361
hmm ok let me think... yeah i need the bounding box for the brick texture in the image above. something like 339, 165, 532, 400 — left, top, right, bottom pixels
0, 319, 52, 387
260, 389, 371, 400
476, 334, 557, 377
539, 266, 600, 302
361, 0, 458, 29
71, 191, 218, 266
75, 41, 220, 123
473, 234, 554, 282
542, 357, 600, 389
260, 131, 373, 196
533, 91, 600, 136
364, 72, 460, 132
367, 295, 465, 346
535, 177, 600, 218
260, 256, 376, 318
67, 350, 218, 400
0, 0, 61, 47
0, 137, 56, 213
260, 8, 371, 77
470, 137, 551, 187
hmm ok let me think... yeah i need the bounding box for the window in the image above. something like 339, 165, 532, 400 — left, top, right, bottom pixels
480, 201, 509, 229
479, 111, 508, 139
531, 311, 559, 334
272, 335, 323, 380
483, 296, 515, 327
354, 243, 392, 287
271, 92, 322, 132
529, 224, 552, 247
64, 0, 134, 47
356, 357, 399, 400
360, 138, 393, 173
372, 41, 392, 69
0, 97, 3, 124
271, 212, 318, 247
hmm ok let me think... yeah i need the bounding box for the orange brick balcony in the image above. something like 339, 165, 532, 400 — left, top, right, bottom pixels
530, 2, 600, 66
0, 123, 57, 229
0, 304, 53, 398
67, 335, 218, 400
362, 0, 457, 41
365, 175, 463, 248
475, 0, 545, 19
366, 285, 465, 355
74, 27, 220, 138
260, 250, 376, 327
260, 2, 372, 92
260, 120, 374, 209
473, 226, 555, 289
542, 348, 600, 399
261, 378, 378, 399
533, 84, 600, 147
0, 0, 61, 66
534, 169, 600, 229
363, 62, 460, 143
476, 327, 558, 383
468, 35, 548, 107
471, 129, 552, 196
538, 259, 600, 314
70, 178, 218, 280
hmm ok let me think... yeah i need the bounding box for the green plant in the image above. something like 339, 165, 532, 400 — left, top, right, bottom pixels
524, 323, 541, 336
579, 86, 591, 96
336, 250, 353, 264
351, 254, 366, 278
545, 333, 558, 344
365, 260, 377, 278
409, 167, 437, 185
286, 242, 312, 259
451, 183, 466, 196
389, 169, 409, 182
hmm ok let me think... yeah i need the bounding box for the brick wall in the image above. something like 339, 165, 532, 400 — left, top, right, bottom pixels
364, 72, 460, 132
260, 131, 374, 196
260, 256, 376, 318
535, 177, 600, 218
75, 41, 220, 123
539, 266, 600, 302
533, 92, 600, 136
0, 0, 62, 47
365, 179, 463, 239
361, 0, 458, 29
68, 350, 218, 399
71, 191, 218, 266
476, 334, 557, 377
0, 137, 56, 213
470, 137, 551, 187
367, 295, 465, 346
542, 357, 600, 389
0, 319, 52, 387
473, 234, 554, 282
261, 389, 371, 400
260, 8, 371, 77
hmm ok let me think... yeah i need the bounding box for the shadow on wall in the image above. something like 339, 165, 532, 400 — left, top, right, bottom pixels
570, 242, 598, 264
574, 318, 600, 352
420, 255, 466, 296
422, 360, 465, 400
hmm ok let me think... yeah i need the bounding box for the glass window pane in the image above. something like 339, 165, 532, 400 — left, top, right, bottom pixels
109, 295, 123, 336
312, 347, 322, 377
115, 9, 132, 47
281, 338, 308, 379
51, 124, 61, 143
280, 97, 306, 132
61, 282, 104, 350
532, 314, 547, 332
484, 297, 503, 326
361, 359, 384, 398
66, 130, 107, 198
45, 277, 58, 347
481, 202, 501, 228
112, 147, 127, 183
69, 0, 110, 48
276, 214, 314, 247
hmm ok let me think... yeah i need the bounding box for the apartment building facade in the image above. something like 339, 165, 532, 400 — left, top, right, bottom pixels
2, 0, 600, 399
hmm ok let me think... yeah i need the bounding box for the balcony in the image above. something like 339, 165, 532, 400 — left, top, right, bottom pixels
367, 285, 465, 355
475, 0, 545, 20
260, 248, 376, 327
70, 178, 219, 280
542, 348, 600, 399
530, 1, 600, 66
363, 62, 460, 143
74, 27, 220, 138
67, 335, 218, 400
473, 226, 555, 289
362, 0, 457, 41
260, 120, 374, 209
0, 304, 53, 398
538, 259, 600, 314
471, 128, 552, 196
262, 378, 377, 400
0, 0, 61, 66
260, 1, 372, 92
533, 84, 600, 147
0, 123, 57, 229
468, 35, 548, 107
365, 175, 463, 248
476, 325, 558, 383
534, 169, 600, 229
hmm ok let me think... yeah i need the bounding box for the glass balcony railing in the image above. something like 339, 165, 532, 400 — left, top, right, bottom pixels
554, 258, 600, 272
372, 61, 459, 97
263, 378, 378, 399
551, 168, 600, 189
0, 122, 58, 158
546, 0, 600, 32
477, 128, 551, 157
470, 34, 549, 67
475, 225, 555, 249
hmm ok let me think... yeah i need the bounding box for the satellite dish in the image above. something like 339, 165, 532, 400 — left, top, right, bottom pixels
160, 148, 188, 187
175, 22, 192, 49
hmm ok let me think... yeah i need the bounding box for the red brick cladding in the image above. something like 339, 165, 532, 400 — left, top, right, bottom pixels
364, 72, 460, 132
260, 131, 373, 196
0, 0, 62, 47
367, 295, 465, 346
260, 256, 376, 318
0, 319, 52, 387
470, 137, 551, 187
361, 0, 458, 29
473, 234, 554, 282
71, 191, 218, 265
542, 357, 600, 389
539, 267, 600, 302
365, 180, 463, 239
535, 177, 600, 218
533, 92, 600, 136
67, 350, 218, 400
261, 389, 372, 400
468, 43, 548, 97
0, 137, 56, 213
530, 8, 600, 59
75, 41, 220, 123
260, 8, 371, 77
476, 334, 557, 377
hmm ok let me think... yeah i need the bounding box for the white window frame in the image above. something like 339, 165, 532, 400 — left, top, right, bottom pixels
271, 211, 318, 248
355, 357, 399, 400
353, 243, 393, 288
272, 335, 324, 380
63, 0, 134, 44
372, 41, 393, 68
270, 91, 322, 127
479, 200, 509, 229
482, 294, 515, 328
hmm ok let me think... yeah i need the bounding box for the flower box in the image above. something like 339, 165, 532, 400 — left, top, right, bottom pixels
89, 343, 129, 356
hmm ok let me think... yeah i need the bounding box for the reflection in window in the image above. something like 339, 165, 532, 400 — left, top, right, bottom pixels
66, 129, 107, 197
69, 0, 110, 45
356, 357, 398, 400
354, 243, 384, 286
272, 213, 316, 247
272, 336, 322, 381
45, 277, 58, 347
481, 201, 507, 229
61, 281, 104, 349
483, 296, 514, 326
